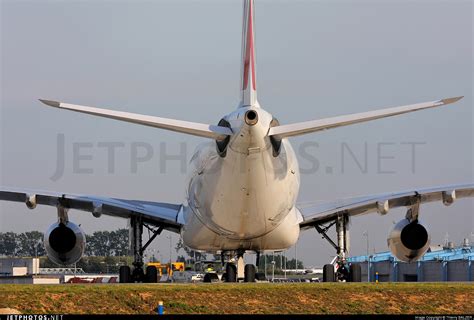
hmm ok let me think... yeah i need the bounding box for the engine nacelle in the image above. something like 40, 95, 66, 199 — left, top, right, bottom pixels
25, 194, 37, 209
387, 219, 430, 262
44, 221, 86, 265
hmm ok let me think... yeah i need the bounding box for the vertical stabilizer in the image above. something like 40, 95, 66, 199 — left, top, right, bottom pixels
240, 0, 258, 107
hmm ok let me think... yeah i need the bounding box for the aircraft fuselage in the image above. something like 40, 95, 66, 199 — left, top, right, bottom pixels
179, 105, 303, 251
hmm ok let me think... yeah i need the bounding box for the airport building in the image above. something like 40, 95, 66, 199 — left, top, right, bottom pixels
0, 257, 60, 284
347, 240, 474, 282
0, 257, 117, 284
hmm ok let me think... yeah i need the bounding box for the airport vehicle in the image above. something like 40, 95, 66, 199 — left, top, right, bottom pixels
193, 260, 222, 273
1, 0, 473, 283
188, 271, 205, 283
171, 271, 193, 283
146, 262, 185, 281
192, 260, 224, 282
171, 270, 206, 283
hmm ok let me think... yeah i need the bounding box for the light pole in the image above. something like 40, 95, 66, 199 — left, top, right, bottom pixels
272, 251, 275, 273
280, 252, 282, 276
167, 235, 172, 263
271, 260, 275, 281
148, 248, 156, 263
294, 243, 298, 274
264, 254, 267, 279
107, 235, 110, 257
363, 231, 369, 282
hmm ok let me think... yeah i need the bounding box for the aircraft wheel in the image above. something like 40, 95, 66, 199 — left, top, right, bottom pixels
145, 266, 158, 283
131, 267, 145, 283
203, 273, 219, 283
226, 263, 237, 282
244, 264, 256, 282
323, 264, 335, 282
119, 266, 131, 283
349, 263, 362, 282
255, 272, 267, 281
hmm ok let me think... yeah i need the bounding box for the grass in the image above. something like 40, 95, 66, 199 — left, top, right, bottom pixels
0, 282, 473, 314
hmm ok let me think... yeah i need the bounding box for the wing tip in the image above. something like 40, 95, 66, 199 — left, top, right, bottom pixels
441, 96, 464, 105
39, 99, 61, 108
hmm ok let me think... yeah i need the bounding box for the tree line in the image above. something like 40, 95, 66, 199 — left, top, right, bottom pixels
0, 230, 305, 272
0, 229, 129, 257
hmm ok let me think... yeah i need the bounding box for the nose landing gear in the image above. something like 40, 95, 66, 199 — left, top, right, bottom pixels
218, 250, 262, 283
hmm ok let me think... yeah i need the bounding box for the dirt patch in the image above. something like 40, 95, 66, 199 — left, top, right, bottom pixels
0, 308, 21, 314
138, 292, 153, 300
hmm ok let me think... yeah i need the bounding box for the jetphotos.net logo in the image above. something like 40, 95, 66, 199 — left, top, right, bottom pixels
3, 316, 63, 320
49, 133, 427, 181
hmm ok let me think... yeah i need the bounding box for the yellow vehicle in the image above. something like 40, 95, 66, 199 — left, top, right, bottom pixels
169, 262, 185, 275
147, 262, 185, 277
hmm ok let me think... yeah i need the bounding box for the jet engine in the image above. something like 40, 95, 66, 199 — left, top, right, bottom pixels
44, 221, 86, 265
387, 219, 430, 262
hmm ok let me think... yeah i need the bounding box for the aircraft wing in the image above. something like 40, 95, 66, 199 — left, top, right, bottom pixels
0, 187, 182, 233
269, 97, 462, 139
298, 183, 474, 230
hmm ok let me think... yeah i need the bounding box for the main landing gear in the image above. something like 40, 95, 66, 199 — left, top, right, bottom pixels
204, 250, 264, 283
119, 216, 165, 283
315, 214, 362, 282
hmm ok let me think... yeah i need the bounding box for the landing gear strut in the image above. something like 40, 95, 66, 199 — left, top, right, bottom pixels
119, 215, 164, 283
220, 250, 259, 283
315, 214, 361, 282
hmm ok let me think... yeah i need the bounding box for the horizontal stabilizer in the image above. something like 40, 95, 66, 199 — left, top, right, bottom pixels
39, 100, 233, 140
268, 96, 463, 139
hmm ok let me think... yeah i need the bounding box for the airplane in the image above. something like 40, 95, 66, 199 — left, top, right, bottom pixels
1, 0, 473, 283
